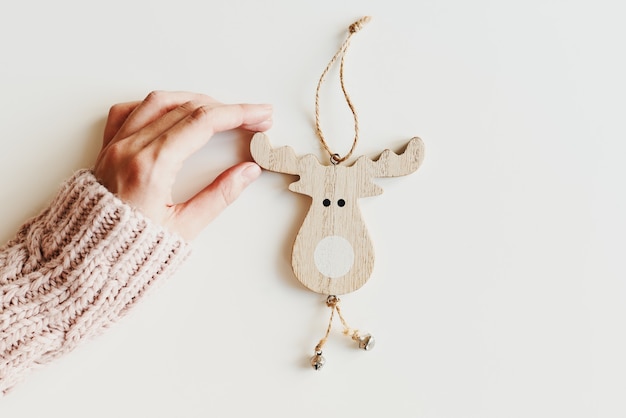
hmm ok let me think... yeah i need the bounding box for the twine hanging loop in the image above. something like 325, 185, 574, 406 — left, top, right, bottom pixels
314, 16, 371, 164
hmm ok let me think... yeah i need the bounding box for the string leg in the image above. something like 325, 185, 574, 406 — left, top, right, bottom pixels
310, 295, 375, 370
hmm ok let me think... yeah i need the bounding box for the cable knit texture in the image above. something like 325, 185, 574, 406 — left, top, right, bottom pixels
0, 170, 191, 394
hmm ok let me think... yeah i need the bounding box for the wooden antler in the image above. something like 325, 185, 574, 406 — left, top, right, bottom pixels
250, 133, 302, 175
356, 136, 425, 178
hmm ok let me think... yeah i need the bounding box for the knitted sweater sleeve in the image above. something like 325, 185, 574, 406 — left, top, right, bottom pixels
0, 170, 191, 394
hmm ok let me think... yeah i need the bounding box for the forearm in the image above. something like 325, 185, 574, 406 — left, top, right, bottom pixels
0, 170, 191, 394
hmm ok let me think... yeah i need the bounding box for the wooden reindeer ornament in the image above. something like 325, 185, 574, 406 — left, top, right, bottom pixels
251, 16, 425, 369
250, 132, 424, 295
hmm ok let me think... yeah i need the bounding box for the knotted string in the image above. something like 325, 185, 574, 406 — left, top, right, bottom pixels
314, 16, 371, 164
314, 295, 363, 352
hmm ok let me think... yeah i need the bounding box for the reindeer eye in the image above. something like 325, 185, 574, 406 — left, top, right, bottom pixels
337, 199, 346, 207
323, 199, 331, 207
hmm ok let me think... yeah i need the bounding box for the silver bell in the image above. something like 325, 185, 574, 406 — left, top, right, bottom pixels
356, 334, 375, 351
310, 351, 326, 370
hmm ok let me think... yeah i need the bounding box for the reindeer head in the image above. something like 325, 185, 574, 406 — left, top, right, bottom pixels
251, 133, 424, 295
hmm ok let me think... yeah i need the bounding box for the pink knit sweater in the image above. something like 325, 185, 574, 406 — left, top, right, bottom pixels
0, 170, 191, 394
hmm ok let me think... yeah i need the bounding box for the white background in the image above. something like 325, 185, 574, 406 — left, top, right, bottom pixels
1, 1, 625, 417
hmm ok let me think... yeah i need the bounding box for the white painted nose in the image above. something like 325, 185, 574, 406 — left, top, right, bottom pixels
313, 235, 354, 278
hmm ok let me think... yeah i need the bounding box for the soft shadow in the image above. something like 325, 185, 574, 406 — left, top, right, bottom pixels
79, 116, 107, 169
275, 175, 311, 292
172, 128, 259, 204
0, 116, 105, 245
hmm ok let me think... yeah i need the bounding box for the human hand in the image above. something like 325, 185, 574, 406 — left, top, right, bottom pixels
94, 91, 273, 240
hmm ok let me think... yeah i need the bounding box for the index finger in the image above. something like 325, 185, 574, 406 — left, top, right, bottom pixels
102, 101, 141, 147
150, 102, 273, 165
112, 91, 219, 144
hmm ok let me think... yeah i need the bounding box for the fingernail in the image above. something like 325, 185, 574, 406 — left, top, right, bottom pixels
241, 163, 262, 183
258, 104, 273, 115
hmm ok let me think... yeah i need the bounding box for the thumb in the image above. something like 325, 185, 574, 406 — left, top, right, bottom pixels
175, 162, 262, 240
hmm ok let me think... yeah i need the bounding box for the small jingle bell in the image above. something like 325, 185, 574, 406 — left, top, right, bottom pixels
356, 334, 375, 351
310, 351, 326, 370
